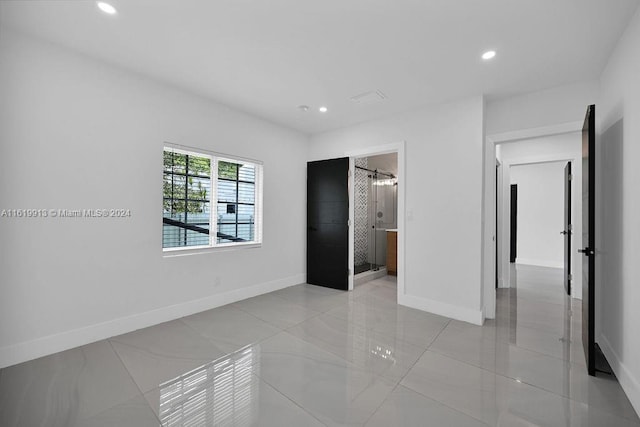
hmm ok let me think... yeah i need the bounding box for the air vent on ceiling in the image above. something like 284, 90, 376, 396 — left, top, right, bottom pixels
350, 90, 387, 104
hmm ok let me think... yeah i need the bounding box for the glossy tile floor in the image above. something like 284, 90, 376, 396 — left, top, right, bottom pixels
1, 265, 639, 426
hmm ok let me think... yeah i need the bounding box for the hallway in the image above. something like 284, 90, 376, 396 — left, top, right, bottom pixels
415, 264, 639, 425
0, 266, 638, 426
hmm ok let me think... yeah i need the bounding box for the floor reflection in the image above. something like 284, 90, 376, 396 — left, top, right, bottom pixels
158, 345, 259, 427
501, 264, 579, 361
369, 343, 397, 364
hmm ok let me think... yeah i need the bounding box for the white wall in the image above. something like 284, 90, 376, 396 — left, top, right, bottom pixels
497, 133, 583, 297
598, 5, 640, 414
310, 97, 485, 324
486, 80, 600, 135
0, 31, 308, 368
481, 101, 496, 320
510, 162, 565, 268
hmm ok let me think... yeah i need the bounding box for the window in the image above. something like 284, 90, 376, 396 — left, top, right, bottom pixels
163, 145, 262, 251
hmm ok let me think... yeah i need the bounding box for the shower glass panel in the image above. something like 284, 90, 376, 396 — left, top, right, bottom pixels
354, 160, 395, 275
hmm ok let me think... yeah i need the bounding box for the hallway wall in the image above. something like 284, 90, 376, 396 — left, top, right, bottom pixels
510, 162, 565, 268
598, 4, 640, 414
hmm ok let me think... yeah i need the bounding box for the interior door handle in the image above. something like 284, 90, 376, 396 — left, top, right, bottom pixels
560, 231, 568, 235
578, 247, 594, 255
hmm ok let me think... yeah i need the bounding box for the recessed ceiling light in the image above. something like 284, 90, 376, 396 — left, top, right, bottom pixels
319, 106, 328, 113
482, 50, 496, 60
297, 105, 309, 112
97, 2, 117, 15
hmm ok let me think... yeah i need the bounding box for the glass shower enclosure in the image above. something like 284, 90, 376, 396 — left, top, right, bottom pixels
353, 160, 397, 275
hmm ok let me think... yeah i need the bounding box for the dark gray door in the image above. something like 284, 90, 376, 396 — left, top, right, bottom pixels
307, 158, 349, 290
580, 105, 596, 376
563, 162, 572, 296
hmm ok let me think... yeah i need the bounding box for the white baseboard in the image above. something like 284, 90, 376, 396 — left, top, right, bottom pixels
598, 334, 640, 417
398, 293, 483, 325
483, 304, 494, 321
516, 259, 563, 269
0, 274, 305, 369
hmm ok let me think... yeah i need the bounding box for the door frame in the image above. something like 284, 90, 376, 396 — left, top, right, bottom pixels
487, 121, 583, 303
509, 184, 518, 263
344, 142, 406, 298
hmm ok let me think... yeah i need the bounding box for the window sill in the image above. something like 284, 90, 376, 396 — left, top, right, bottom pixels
162, 242, 262, 257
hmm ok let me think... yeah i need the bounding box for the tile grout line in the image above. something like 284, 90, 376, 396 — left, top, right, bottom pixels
401, 346, 637, 426
398, 378, 495, 427
360, 294, 487, 426
255, 372, 329, 426
445, 323, 586, 367
106, 339, 145, 396
320, 301, 450, 350
176, 315, 283, 358
397, 336, 501, 426
105, 339, 165, 426
231, 293, 325, 329
362, 381, 402, 425
393, 318, 451, 387
388, 319, 500, 426
252, 337, 382, 426
229, 301, 290, 329
450, 331, 575, 398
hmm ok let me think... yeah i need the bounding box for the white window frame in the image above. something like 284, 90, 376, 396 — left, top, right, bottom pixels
163, 143, 263, 254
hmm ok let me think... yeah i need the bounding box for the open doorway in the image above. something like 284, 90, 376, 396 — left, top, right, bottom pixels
345, 143, 406, 302
306, 142, 405, 297
352, 153, 398, 282
485, 105, 614, 381
492, 131, 583, 299
509, 161, 566, 269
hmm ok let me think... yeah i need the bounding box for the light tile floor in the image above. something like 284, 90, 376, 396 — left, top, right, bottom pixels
1, 265, 639, 426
